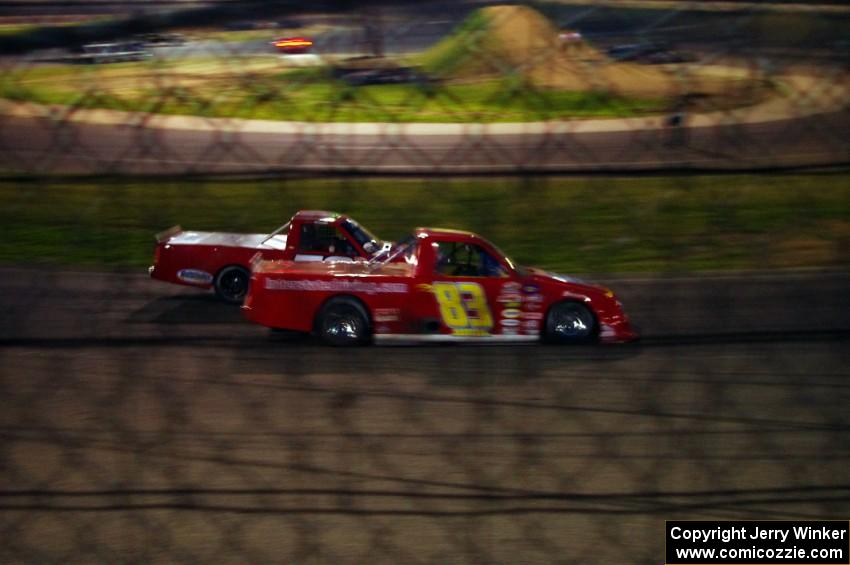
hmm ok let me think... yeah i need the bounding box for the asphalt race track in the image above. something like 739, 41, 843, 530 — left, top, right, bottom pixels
1, 109, 848, 174
1, 267, 848, 562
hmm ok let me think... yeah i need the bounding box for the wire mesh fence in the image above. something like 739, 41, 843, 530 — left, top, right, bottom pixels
2, 275, 849, 563
0, 0, 847, 174
1, 1, 849, 563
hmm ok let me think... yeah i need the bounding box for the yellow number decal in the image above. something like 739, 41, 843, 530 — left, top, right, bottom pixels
434, 282, 468, 328
433, 282, 493, 332
457, 282, 493, 329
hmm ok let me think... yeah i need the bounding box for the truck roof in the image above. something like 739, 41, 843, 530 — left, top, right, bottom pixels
414, 227, 478, 238
292, 210, 343, 222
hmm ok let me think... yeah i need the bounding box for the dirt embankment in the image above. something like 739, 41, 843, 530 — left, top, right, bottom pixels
425, 4, 764, 101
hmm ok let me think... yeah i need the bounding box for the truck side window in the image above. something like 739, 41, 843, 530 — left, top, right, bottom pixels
434, 242, 508, 277
299, 223, 357, 256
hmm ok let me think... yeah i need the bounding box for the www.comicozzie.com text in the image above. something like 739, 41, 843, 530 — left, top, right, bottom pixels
670, 525, 847, 544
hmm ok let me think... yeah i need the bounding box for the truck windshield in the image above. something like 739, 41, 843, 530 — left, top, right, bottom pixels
340, 218, 380, 254
487, 241, 524, 276
369, 234, 417, 269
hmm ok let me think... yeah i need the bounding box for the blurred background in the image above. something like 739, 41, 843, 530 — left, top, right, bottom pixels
0, 0, 848, 562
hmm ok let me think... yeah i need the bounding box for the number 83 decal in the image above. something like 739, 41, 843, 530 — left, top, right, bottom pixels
433, 282, 493, 332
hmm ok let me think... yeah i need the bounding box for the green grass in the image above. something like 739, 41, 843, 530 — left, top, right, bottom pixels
0, 16, 119, 39
0, 19, 105, 37
0, 24, 38, 36
417, 9, 492, 77
0, 60, 667, 122
1, 175, 847, 273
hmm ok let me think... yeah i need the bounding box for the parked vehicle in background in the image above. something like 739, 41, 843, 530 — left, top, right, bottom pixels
76, 42, 151, 63
150, 210, 386, 303
244, 228, 637, 345
331, 57, 433, 86
335, 66, 431, 86
138, 33, 186, 47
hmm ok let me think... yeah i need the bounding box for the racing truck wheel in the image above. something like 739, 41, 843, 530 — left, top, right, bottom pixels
316, 297, 371, 346
544, 301, 597, 344
214, 265, 250, 304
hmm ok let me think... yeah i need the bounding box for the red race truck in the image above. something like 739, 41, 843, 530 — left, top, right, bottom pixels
243, 227, 637, 345
149, 210, 385, 303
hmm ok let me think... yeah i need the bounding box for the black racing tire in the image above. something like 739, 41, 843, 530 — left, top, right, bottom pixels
544, 301, 598, 344
315, 297, 371, 346
213, 265, 250, 304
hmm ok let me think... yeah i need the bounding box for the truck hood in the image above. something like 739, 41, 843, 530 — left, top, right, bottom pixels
168, 231, 287, 250
525, 267, 611, 296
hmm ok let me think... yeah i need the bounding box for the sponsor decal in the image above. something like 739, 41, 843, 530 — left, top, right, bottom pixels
524, 293, 544, 303
374, 308, 401, 322
500, 318, 521, 327
177, 269, 213, 285
522, 320, 540, 330
416, 283, 433, 292
504, 301, 521, 308
502, 281, 521, 292
501, 308, 521, 319
501, 328, 519, 336
497, 293, 522, 303
522, 283, 540, 294
521, 312, 544, 320
527, 302, 542, 311
265, 279, 408, 295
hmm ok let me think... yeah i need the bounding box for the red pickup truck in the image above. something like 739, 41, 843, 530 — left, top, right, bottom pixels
149, 210, 385, 302
243, 227, 637, 345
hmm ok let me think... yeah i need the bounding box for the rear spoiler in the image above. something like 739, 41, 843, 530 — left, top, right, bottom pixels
155, 225, 182, 243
